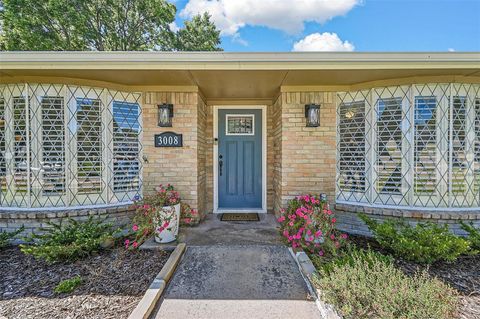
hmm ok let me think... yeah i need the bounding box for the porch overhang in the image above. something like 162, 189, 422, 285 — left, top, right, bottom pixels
1, 51, 479, 101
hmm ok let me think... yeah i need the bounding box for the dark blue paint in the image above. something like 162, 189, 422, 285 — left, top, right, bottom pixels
218, 109, 262, 209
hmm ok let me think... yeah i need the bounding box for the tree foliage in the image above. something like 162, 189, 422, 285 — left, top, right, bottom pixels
0, 0, 222, 51
176, 12, 222, 51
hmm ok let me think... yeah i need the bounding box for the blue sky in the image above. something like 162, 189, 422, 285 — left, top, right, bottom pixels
172, 0, 480, 52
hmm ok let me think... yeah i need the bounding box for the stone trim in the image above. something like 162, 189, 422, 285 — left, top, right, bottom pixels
335, 203, 480, 220
0, 204, 135, 238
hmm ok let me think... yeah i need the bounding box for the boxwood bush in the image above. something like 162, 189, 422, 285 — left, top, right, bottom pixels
20, 216, 119, 263
359, 214, 470, 263
0, 226, 24, 248
460, 221, 480, 251
312, 248, 458, 319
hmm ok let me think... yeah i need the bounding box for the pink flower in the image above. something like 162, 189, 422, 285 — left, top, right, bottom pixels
331, 218, 336, 223
133, 241, 138, 248
330, 234, 335, 240
341, 233, 348, 239
319, 250, 324, 256
277, 216, 286, 222
289, 221, 294, 227
283, 230, 289, 237
124, 239, 130, 249
132, 224, 139, 232
327, 210, 333, 215
306, 229, 312, 235
163, 221, 170, 228
158, 226, 165, 233
335, 241, 340, 248
191, 210, 197, 215
315, 230, 322, 238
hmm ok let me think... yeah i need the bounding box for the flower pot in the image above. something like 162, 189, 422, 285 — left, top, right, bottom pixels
154, 203, 180, 243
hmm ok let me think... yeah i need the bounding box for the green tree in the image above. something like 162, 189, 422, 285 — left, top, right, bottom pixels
0, 0, 222, 51
176, 12, 222, 51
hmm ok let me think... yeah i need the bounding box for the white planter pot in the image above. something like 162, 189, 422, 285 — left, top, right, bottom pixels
154, 203, 181, 243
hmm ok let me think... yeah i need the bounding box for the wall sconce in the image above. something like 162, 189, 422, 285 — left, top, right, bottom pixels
305, 104, 321, 127
158, 103, 174, 127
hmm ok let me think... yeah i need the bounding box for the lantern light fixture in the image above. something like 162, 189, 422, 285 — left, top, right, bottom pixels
305, 104, 321, 127
158, 103, 174, 127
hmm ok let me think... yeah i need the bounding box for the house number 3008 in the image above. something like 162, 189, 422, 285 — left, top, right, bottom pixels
158, 136, 178, 145
154, 132, 183, 147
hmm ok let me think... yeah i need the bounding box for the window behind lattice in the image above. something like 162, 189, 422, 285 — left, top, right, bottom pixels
76, 98, 102, 194
13, 97, 29, 195
376, 98, 402, 195
0, 98, 5, 198
338, 101, 366, 193
42, 96, 65, 195
112, 101, 140, 192
414, 96, 437, 194
451, 96, 467, 195
475, 99, 480, 195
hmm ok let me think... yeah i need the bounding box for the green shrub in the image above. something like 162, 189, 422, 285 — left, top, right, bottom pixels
460, 221, 480, 251
311, 246, 393, 276
20, 216, 119, 263
54, 276, 82, 294
359, 214, 470, 263
312, 248, 458, 319
0, 226, 25, 248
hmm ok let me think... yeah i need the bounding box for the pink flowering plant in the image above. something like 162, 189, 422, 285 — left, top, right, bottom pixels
125, 184, 180, 250
180, 203, 203, 227
278, 194, 348, 257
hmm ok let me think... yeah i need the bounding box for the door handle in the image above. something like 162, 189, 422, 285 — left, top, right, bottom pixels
219, 155, 223, 176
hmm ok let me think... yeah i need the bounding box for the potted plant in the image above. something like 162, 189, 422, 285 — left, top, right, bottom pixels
129, 184, 181, 245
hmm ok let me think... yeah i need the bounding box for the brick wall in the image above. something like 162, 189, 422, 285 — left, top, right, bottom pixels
274, 92, 337, 214
142, 91, 201, 211
272, 96, 283, 213
197, 96, 207, 215
205, 105, 214, 213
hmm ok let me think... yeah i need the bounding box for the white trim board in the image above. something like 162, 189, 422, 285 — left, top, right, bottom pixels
213, 105, 267, 214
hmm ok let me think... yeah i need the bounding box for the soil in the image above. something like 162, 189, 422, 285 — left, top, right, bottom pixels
0, 247, 170, 319
350, 235, 480, 319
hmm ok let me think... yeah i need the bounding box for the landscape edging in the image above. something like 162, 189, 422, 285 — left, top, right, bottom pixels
128, 243, 186, 319
288, 248, 342, 319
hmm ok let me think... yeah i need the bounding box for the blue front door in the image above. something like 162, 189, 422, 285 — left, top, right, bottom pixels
218, 109, 262, 209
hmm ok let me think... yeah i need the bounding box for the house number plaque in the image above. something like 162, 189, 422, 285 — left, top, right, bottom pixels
155, 132, 183, 147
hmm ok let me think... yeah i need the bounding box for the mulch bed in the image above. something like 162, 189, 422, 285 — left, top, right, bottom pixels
350, 235, 480, 319
0, 246, 171, 319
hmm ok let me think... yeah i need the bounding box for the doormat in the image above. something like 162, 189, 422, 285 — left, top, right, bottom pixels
220, 213, 260, 222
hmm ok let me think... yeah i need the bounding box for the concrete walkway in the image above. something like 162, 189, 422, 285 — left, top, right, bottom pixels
154, 245, 320, 319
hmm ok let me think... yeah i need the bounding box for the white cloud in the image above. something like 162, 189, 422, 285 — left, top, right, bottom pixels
448, 48, 455, 52
180, 0, 360, 36
292, 32, 354, 51
169, 21, 180, 32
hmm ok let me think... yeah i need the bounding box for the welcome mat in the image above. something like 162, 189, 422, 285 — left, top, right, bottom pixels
220, 213, 260, 222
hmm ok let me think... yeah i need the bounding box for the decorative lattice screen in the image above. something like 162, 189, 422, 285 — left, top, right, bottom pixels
337, 83, 480, 208
0, 83, 142, 208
